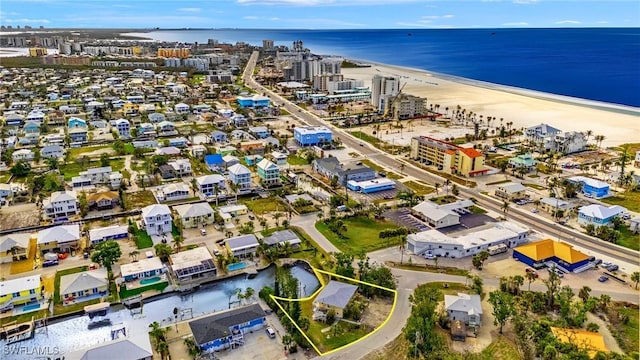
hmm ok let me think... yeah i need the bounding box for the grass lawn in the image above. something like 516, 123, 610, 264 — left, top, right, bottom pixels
386, 261, 469, 277
611, 302, 639, 354
361, 159, 402, 179
123, 143, 135, 155
386, 172, 403, 180
241, 197, 288, 215
54, 266, 87, 307
0, 309, 48, 326
59, 159, 125, 181
430, 195, 458, 204
316, 216, 401, 254
601, 191, 640, 213
470, 205, 488, 214
349, 131, 383, 147
119, 281, 168, 299
523, 182, 546, 190
486, 179, 512, 186
403, 180, 435, 195
131, 222, 153, 249
67, 145, 111, 159
123, 190, 157, 210
287, 155, 309, 166
417, 282, 471, 301
0, 172, 11, 183
616, 226, 639, 251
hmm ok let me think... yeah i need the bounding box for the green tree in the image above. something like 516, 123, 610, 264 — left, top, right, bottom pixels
100, 153, 110, 167
488, 290, 514, 334
525, 271, 537, 291
90, 240, 122, 281
631, 271, 640, 290
10, 162, 31, 177
404, 285, 445, 357
78, 193, 89, 217
154, 243, 173, 262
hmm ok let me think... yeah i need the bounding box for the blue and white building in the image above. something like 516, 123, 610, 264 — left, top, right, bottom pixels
294, 126, 333, 147
228, 163, 252, 190
196, 174, 226, 196
115, 118, 131, 139
347, 178, 396, 193
578, 204, 626, 228
236, 95, 270, 109
568, 176, 610, 198
88, 225, 129, 245
189, 304, 267, 352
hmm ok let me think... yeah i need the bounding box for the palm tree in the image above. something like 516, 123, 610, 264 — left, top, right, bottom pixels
434, 182, 441, 195
172, 234, 184, 253
631, 271, 640, 290
578, 286, 591, 302
501, 201, 510, 218
585, 130, 593, 144
129, 250, 140, 261
525, 271, 537, 291
273, 212, 283, 227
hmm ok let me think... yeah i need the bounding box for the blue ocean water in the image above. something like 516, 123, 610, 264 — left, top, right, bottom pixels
140, 28, 640, 107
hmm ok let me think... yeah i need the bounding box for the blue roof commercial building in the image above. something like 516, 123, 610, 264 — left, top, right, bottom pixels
347, 178, 396, 193
189, 303, 267, 352
294, 126, 333, 147
568, 176, 609, 198
236, 95, 270, 109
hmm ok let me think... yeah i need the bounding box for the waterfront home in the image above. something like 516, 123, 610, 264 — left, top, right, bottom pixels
169, 247, 217, 283
0, 233, 31, 263
228, 163, 252, 190
120, 257, 164, 282
41, 144, 65, 159
445, 293, 483, 327
168, 158, 192, 177
313, 281, 358, 319
37, 224, 81, 253
0, 275, 43, 313
12, 149, 34, 162
494, 183, 528, 201
294, 126, 333, 147
568, 176, 610, 198
225, 234, 259, 258
577, 204, 626, 228
173, 202, 215, 228
88, 225, 129, 245
141, 204, 172, 236
256, 158, 280, 187
196, 174, 226, 196
525, 123, 561, 150
60, 269, 108, 305
262, 230, 301, 248
189, 304, 267, 352
156, 183, 191, 202
68, 337, 153, 360
42, 190, 80, 221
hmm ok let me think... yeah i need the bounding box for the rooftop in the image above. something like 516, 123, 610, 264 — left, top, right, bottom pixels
120, 257, 163, 278
169, 247, 213, 271
514, 239, 590, 264
0, 275, 41, 297
314, 281, 358, 309
189, 303, 266, 345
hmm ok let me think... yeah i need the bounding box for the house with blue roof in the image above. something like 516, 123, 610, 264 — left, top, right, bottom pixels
236, 95, 270, 109
244, 155, 263, 166
23, 121, 41, 135
205, 154, 224, 171
68, 117, 87, 129
568, 176, 609, 198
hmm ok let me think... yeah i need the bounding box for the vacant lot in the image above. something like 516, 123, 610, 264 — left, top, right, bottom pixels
316, 216, 401, 254
0, 203, 40, 231
123, 190, 157, 210
403, 180, 435, 196
241, 196, 288, 215
601, 191, 640, 213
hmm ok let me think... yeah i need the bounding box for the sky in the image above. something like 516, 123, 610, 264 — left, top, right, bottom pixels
0, 0, 639, 29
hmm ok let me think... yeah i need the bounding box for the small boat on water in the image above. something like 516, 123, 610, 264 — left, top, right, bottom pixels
0, 317, 35, 344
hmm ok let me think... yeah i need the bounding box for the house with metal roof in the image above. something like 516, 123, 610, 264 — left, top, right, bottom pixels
60, 269, 108, 305
37, 224, 81, 253
444, 293, 483, 327
494, 182, 528, 201
513, 239, 592, 273
120, 257, 164, 282
225, 234, 259, 258
88, 225, 129, 245
313, 281, 358, 319
578, 204, 626, 228
189, 303, 267, 352
173, 202, 215, 228
0, 275, 43, 312
141, 204, 172, 235
568, 176, 610, 198
67, 337, 153, 360
508, 153, 537, 172
0, 233, 31, 263
262, 230, 301, 248
411, 199, 474, 229
196, 174, 226, 196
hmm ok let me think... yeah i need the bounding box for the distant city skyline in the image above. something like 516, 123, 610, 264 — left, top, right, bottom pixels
0, 0, 638, 29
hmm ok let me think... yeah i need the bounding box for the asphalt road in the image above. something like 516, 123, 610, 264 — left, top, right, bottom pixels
243, 51, 639, 267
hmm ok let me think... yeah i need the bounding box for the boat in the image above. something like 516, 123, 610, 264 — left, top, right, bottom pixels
84, 302, 110, 319
0, 317, 35, 344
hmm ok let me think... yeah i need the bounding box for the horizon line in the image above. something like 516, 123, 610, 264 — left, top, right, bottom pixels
1, 26, 639, 31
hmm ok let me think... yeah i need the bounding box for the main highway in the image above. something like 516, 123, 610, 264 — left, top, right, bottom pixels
243, 51, 639, 267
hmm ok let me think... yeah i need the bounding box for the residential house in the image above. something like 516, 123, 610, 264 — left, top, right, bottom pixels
256, 158, 281, 187
312, 157, 376, 184
122, 102, 139, 116
109, 172, 123, 189
155, 146, 181, 157
60, 269, 109, 305
228, 163, 252, 190
157, 120, 175, 133
271, 151, 288, 166
68, 126, 88, 143
237, 95, 270, 108
568, 176, 610, 198
222, 154, 240, 168
115, 118, 131, 139
133, 139, 159, 149
231, 114, 248, 127
23, 120, 41, 135
634, 151, 640, 168
18, 133, 39, 146
87, 191, 120, 210
138, 123, 156, 137
41, 144, 64, 159
79, 166, 113, 184
168, 158, 192, 177
156, 183, 191, 202
525, 123, 561, 150
169, 247, 217, 283
218, 204, 248, 217
553, 131, 587, 154
313, 281, 358, 319
4, 113, 24, 126
196, 174, 226, 196
120, 257, 164, 282
26, 110, 45, 123
149, 112, 166, 123
174, 103, 190, 114
42, 190, 79, 220
173, 202, 215, 228
71, 175, 93, 190
225, 234, 259, 258
248, 126, 270, 139
158, 165, 176, 179
539, 197, 578, 215
88, 225, 129, 245
141, 204, 172, 235
494, 183, 528, 201
444, 293, 483, 327
262, 230, 301, 248
508, 153, 537, 172
189, 304, 267, 352
244, 155, 263, 166
411, 199, 473, 229
204, 154, 224, 172
210, 130, 228, 143
410, 136, 489, 177
578, 204, 626, 228
48, 110, 66, 125
68, 337, 153, 360
294, 126, 333, 147
37, 224, 81, 253
0, 233, 31, 263
191, 144, 207, 158
239, 140, 265, 155
0, 275, 43, 313
12, 149, 34, 162
68, 117, 87, 129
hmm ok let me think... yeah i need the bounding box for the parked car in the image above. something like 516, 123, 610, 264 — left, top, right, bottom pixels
423, 253, 436, 260
200, 229, 207, 236
531, 208, 539, 213
598, 275, 609, 282
266, 327, 276, 339
43, 260, 59, 267
602, 261, 612, 267
550, 268, 564, 278
606, 264, 619, 272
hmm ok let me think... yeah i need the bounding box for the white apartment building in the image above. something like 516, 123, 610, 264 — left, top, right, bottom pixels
371, 74, 399, 112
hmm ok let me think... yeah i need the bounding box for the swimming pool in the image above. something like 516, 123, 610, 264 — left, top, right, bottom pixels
22, 303, 41, 312
227, 262, 247, 271
140, 277, 161, 285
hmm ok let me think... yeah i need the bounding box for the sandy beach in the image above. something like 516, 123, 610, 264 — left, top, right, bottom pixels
342, 63, 640, 148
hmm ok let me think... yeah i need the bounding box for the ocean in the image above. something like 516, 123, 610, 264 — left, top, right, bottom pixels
136, 28, 640, 107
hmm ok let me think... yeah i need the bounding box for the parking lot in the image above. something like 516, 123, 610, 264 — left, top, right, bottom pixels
385, 208, 430, 232
439, 214, 497, 234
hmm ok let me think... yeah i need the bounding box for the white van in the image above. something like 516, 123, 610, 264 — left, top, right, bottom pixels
266, 327, 276, 339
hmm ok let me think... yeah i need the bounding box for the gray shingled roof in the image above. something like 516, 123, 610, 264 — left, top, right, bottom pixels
262, 230, 301, 247
79, 339, 152, 360
189, 304, 266, 346
226, 234, 259, 251
314, 281, 358, 309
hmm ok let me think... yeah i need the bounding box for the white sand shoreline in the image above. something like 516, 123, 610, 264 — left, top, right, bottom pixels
341, 59, 640, 148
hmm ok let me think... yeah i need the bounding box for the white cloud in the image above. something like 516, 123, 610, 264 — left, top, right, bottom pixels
178, 7, 201, 12
283, 17, 366, 27
269, 17, 281, 21
502, 22, 529, 26
243, 15, 259, 20
513, 0, 538, 4
555, 20, 581, 24
596, 21, 608, 24
442, 14, 454, 18
237, 0, 419, 6
2, 18, 50, 23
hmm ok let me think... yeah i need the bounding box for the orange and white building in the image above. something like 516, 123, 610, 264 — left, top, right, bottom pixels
410, 135, 488, 177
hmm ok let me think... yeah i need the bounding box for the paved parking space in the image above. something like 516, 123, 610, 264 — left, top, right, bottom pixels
385, 209, 430, 232
362, 188, 399, 201
460, 214, 496, 228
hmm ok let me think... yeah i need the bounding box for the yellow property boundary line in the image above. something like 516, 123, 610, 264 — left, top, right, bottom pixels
270, 267, 398, 356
